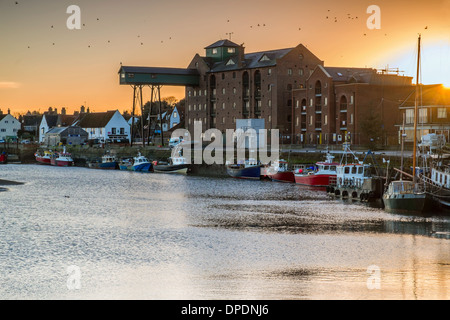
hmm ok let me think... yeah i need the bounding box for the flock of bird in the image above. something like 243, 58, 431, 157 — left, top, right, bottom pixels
12, 1, 430, 50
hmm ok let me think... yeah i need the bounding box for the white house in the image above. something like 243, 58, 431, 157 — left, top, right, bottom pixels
0, 114, 21, 141
157, 107, 181, 132
72, 110, 130, 143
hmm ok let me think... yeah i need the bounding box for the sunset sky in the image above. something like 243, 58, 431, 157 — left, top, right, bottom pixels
1, 0, 450, 116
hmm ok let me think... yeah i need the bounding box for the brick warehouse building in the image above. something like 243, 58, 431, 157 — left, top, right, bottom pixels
184, 39, 428, 146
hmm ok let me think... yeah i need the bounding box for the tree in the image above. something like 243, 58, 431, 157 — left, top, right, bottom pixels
360, 111, 383, 150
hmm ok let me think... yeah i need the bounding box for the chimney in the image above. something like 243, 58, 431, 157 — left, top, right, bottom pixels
61, 107, 66, 115
8, 108, 10, 114
0, 109, 3, 115
80, 105, 85, 113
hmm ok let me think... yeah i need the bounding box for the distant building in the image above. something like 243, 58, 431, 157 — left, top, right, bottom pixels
397, 84, 450, 144
72, 110, 130, 143
0, 114, 21, 141
38, 114, 77, 143
43, 126, 88, 146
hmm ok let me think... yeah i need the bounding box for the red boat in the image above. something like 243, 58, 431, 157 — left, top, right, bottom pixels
0, 152, 7, 164
35, 150, 54, 165
294, 153, 338, 187
267, 160, 295, 183
50, 148, 74, 167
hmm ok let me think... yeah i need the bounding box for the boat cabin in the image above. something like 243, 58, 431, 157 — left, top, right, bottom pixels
386, 180, 416, 195
336, 163, 371, 188
431, 167, 450, 188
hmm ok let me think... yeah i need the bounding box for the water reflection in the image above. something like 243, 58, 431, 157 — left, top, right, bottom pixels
0, 164, 448, 300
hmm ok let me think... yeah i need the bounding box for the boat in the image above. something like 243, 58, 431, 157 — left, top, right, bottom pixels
88, 152, 118, 170
266, 160, 295, 183
35, 150, 54, 165
294, 153, 338, 187
119, 157, 134, 171
153, 155, 190, 174
226, 159, 261, 180
383, 34, 433, 214
383, 179, 433, 214
0, 152, 7, 164
327, 145, 384, 202
50, 148, 74, 167
131, 153, 153, 172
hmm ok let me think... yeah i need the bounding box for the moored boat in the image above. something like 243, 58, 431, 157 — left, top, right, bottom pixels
132, 153, 153, 172
382, 180, 433, 214
153, 156, 190, 174
295, 153, 338, 187
227, 159, 261, 180
35, 150, 54, 165
98, 154, 118, 170
51, 148, 74, 167
266, 160, 295, 183
0, 152, 7, 164
119, 157, 134, 171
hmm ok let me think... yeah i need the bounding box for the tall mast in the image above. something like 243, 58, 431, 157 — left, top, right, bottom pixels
412, 34, 421, 183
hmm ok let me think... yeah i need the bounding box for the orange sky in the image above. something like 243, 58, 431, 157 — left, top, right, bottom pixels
1, 0, 449, 116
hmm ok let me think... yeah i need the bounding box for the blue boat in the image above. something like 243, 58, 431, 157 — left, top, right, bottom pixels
131, 153, 153, 172
226, 159, 261, 180
98, 155, 118, 170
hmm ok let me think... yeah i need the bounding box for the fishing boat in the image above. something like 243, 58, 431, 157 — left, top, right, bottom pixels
131, 153, 153, 172
266, 160, 295, 183
35, 150, 54, 165
0, 152, 7, 164
153, 155, 190, 174
383, 179, 433, 214
327, 145, 384, 202
119, 157, 134, 171
383, 34, 433, 214
226, 159, 261, 180
294, 153, 338, 187
50, 148, 74, 167
88, 154, 119, 170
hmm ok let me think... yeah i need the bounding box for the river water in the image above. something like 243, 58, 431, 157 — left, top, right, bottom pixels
0, 164, 449, 300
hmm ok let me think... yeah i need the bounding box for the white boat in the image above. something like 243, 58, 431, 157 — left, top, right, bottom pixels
132, 153, 153, 172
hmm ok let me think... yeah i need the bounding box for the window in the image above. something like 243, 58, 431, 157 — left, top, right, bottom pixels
324, 115, 328, 126
222, 88, 226, 95
112, 128, 116, 134
406, 109, 414, 124
120, 128, 125, 135
438, 108, 447, 119
299, 68, 304, 76
227, 47, 235, 53
268, 69, 272, 75
173, 112, 178, 118
260, 55, 270, 62
288, 69, 293, 75
226, 59, 235, 66
324, 97, 328, 106
222, 117, 226, 124
419, 108, 428, 123
212, 48, 218, 54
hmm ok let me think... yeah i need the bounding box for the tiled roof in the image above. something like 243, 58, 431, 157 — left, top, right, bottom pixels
204, 39, 241, 49
208, 47, 294, 72
74, 111, 117, 128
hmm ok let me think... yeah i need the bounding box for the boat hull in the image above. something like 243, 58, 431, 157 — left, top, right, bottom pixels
383, 193, 433, 214
51, 159, 74, 167
98, 162, 118, 170
153, 164, 190, 174
227, 165, 261, 180
36, 157, 52, 165
269, 171, 295, 183
295, 174, 335, 187
132, 163, 153, 172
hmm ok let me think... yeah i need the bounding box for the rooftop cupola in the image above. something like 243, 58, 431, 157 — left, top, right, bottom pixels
205, 39, 244, 63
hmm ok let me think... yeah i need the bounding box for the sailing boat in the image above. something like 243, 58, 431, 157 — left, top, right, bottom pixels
382, 34, 433, 214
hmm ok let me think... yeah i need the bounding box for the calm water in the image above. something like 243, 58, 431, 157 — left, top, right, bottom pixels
0, 164, 449, 300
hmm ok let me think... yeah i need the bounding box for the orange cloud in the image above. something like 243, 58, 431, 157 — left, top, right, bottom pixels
0, 82, 21, 89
